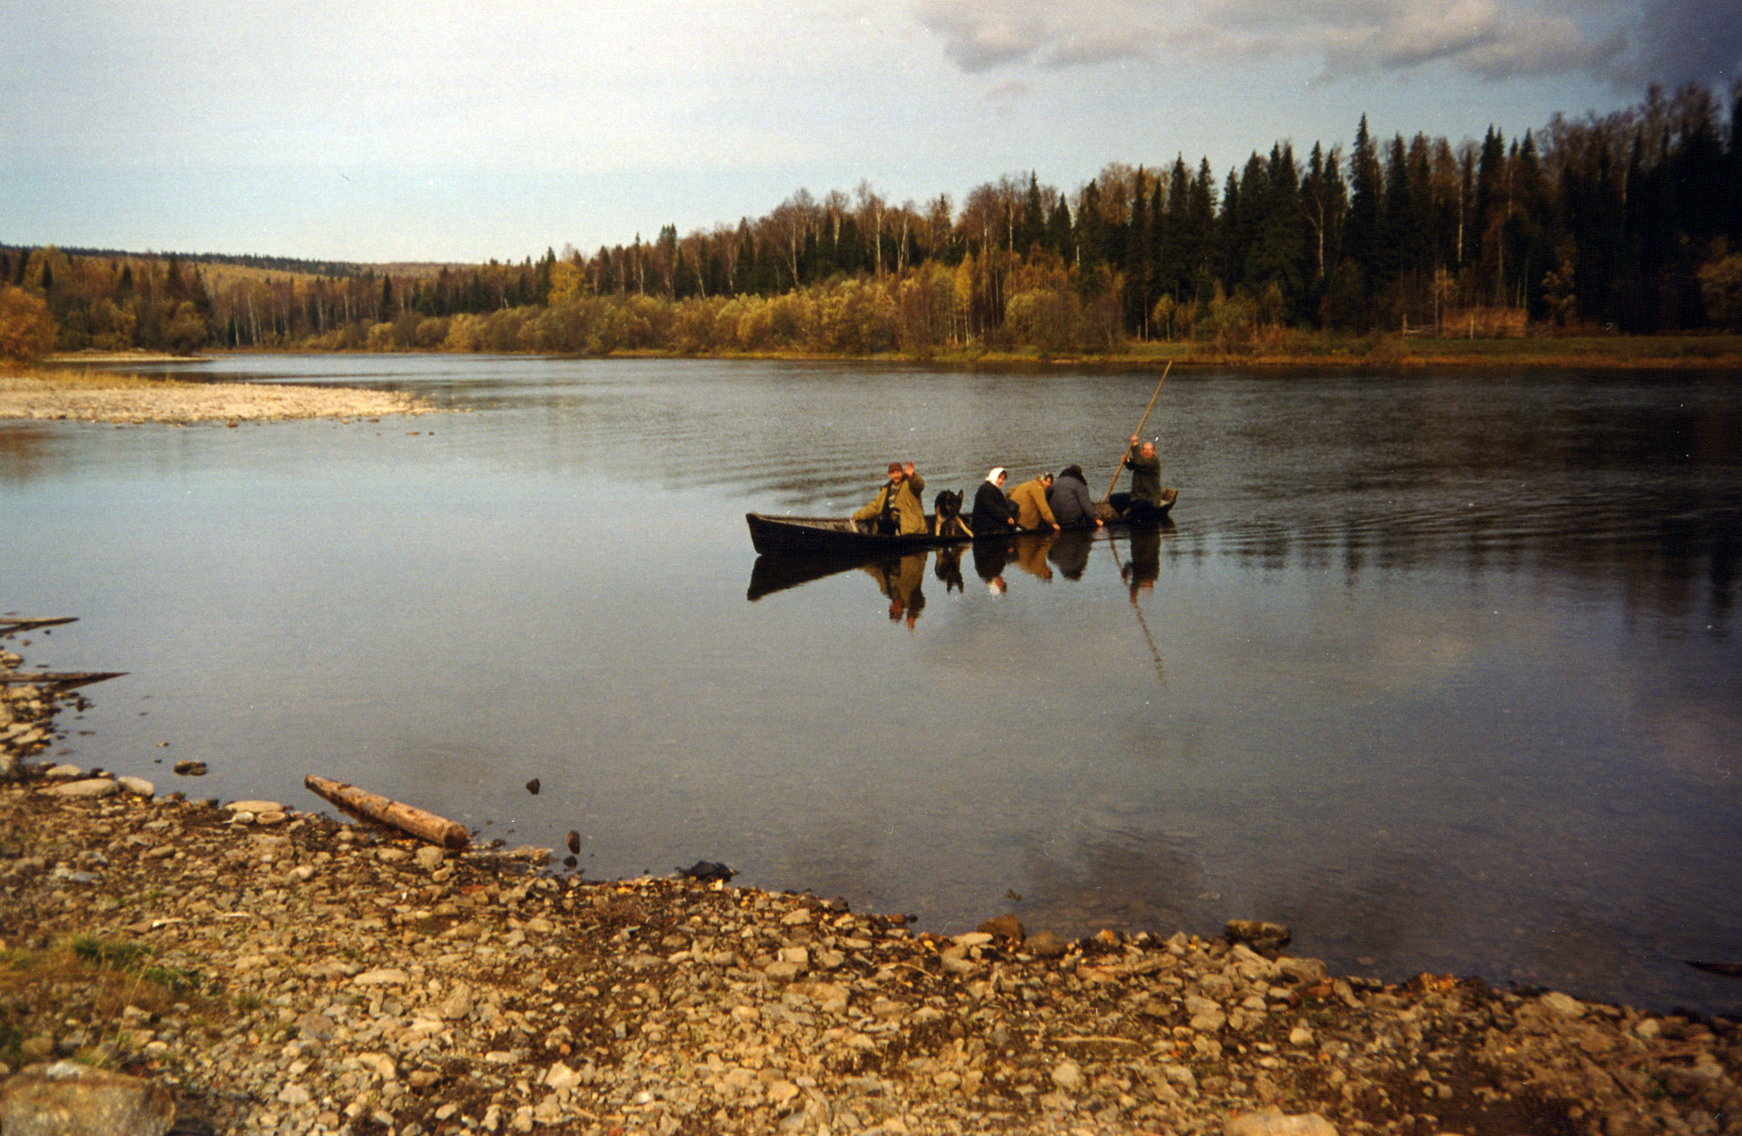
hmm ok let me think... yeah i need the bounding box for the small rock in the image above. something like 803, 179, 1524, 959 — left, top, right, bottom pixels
677, 860, 736, 881
1225, 920, 1292, 953
115, 776, 155, 798
1023, 930, 1070, 958
977, 914, 1025, 943
1540, 991, 1586, 1017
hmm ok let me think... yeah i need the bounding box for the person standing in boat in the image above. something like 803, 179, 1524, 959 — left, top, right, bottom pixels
971, 467, 1018, 532
853, 461, 926, 535
1049, 464, 1103, 529
1010, 472, 1061, 531
1111, 435, 1169, 521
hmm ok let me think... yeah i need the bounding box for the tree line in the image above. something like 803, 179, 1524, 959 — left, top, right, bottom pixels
4, 81, 1742, 363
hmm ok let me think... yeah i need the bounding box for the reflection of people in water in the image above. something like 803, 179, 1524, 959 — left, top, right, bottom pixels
1121, 526, 1162, 599
1010, 535, 1055, 581
1048, 529, 1093, 580
863, 553, 927, 627
971, 467, 1018, 532
972, 539, 1010, 594
1050, 464, 1104, 529
853, 461, 926, 535
933, 546, 966, 594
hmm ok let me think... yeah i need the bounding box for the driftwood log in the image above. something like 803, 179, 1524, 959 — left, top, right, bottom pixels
0, 617, 78, 635
304, 774, 470, 849
0, 671, 127, 689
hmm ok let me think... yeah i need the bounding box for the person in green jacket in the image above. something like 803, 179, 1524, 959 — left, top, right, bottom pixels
853, 461, 927, 535
1111, 435, 1172, 521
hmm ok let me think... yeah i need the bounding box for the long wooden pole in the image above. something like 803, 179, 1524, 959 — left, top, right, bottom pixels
304, 774, 470, 849
1106, 361, 1171, 500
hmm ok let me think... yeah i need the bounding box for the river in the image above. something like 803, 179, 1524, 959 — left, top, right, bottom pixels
4, 354, 1739, 1015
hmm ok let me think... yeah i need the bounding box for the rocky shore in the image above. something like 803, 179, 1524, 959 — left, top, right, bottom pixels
4, 639, 1741, 1136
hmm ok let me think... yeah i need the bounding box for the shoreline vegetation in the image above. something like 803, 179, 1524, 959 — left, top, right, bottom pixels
4, 638, 1741, 1136
49, 332, 1742, 366
5, 80, 1742, 373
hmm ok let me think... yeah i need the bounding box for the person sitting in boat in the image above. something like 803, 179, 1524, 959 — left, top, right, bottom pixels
1010, 472, 1060, 532
852, 461, 926, 535
1048, 465, 1103, 529
1110, 435, 1170, 521
971, 467, 1018, 532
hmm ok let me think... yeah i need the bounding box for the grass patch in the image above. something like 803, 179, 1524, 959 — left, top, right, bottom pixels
0, 936, 207, 1068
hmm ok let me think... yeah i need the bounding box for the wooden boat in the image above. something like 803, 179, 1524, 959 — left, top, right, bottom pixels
747, 488, 1176, 557
747, 513, 971, 555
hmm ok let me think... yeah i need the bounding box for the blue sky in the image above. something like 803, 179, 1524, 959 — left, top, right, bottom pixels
3, 0, 1737, 265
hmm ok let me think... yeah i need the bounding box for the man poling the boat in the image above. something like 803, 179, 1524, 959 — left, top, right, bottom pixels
1110, 436, 1177, 522
1104, 361, 1179, 522
852, 461, 927, 535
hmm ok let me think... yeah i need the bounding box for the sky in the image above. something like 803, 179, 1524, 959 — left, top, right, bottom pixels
3, 0, 1738, 266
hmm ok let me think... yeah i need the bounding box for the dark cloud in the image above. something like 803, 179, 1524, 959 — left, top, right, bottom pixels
1624, 0, 1742, 87
908, 0, 1724, 92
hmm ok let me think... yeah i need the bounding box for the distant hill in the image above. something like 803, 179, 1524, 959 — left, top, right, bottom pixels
0, 244, 461, 278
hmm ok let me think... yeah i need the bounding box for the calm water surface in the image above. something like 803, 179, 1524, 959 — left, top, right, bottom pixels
4, 355, 1739, 1015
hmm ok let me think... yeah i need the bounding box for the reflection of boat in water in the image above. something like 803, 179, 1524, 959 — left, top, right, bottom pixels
747, 493, 1176, 556
748, 525, 1173, 602
747, 552, 882, 600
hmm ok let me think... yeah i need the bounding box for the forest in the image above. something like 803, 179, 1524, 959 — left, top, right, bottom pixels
4, 82, 1742, 362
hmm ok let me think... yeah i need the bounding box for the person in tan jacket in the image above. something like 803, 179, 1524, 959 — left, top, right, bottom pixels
1009, 472, 1059, 531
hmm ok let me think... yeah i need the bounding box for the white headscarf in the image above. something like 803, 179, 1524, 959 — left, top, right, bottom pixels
986, 467, 1006, 484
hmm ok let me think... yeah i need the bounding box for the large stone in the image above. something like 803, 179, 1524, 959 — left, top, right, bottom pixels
0, 1061, 175, 1136
1224, 1108, 1339, 1136
46, 778, 118, 799
224, 799, 285, 815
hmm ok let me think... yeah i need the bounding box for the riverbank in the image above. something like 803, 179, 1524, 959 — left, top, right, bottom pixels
1, 364, 434, 424
913, 333, 1742, 370
34, 331, 1742, 379
3, 638, 1740, 1135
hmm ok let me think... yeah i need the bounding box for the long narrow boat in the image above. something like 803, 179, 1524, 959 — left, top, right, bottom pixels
746, 514, 967, 555
747, 489, 1176, 556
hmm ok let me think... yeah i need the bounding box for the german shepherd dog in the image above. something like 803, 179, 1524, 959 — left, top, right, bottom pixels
933, 489, 972, 537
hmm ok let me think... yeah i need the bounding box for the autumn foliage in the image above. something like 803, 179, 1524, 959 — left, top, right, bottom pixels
0, 286, 56, 363
4, 82, 1741, 357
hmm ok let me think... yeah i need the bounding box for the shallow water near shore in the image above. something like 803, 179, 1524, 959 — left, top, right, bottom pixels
4, 354, 1740, 1016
